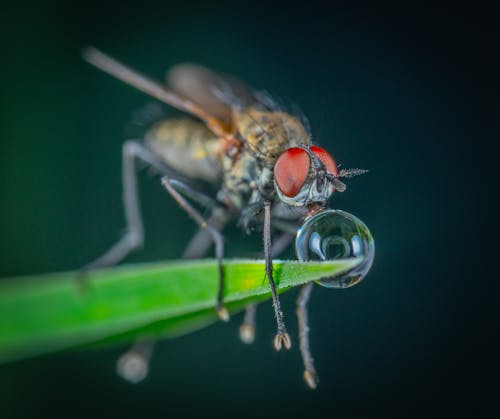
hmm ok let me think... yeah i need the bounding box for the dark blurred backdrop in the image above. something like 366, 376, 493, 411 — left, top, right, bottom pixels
0, 2, 497, 418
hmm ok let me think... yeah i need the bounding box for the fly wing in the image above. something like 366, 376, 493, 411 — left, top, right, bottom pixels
83, 48, 286, 139
83, 47, 234, 137
167, 64, 260, 128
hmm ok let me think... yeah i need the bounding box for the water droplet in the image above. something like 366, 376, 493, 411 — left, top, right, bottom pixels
295, 210, 375, 288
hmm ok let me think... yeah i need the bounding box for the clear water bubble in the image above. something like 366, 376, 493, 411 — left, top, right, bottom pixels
295, 209, 375, 288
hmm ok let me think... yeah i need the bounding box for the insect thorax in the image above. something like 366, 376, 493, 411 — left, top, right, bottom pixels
220, 108, 311, 210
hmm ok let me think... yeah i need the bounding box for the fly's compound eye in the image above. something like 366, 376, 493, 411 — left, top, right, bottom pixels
274, 147, 310, 198
274, 146, 341, 206
310, 146, 339, 177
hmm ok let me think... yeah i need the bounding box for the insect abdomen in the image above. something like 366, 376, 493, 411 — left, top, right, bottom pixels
145, 118, 223, 183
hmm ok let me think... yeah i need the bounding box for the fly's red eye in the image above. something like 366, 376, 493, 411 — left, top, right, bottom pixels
310, 146, 339, 177
274, 147, 310, 197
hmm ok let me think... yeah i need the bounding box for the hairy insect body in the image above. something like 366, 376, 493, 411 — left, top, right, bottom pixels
145, 118, 223, 183
220, 108, 311, 210
236, 108, 310, 162
147, 109, 311, 212
83, 48, 366, 390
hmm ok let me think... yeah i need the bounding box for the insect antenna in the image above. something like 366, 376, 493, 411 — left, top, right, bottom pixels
326, 168, 368, 193
339, 168, 369, 178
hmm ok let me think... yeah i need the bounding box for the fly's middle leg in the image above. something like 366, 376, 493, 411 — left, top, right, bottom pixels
116, 339, 155, 384
239, 303, 257, 344
297, 282, 318, 389
101, 141, 228, 384
161, 177, 229, 322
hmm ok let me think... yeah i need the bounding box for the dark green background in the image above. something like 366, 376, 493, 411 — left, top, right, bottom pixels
0, 2, 496, 418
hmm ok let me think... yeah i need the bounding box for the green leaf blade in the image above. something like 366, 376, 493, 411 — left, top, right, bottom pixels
0, 258, 361, 363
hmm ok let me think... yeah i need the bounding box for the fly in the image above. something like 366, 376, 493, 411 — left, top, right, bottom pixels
82, 47, 368, 388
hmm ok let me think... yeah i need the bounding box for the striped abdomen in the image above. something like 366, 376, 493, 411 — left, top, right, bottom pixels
145, 118, 223, 183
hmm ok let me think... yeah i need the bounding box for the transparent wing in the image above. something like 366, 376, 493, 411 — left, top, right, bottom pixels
83, 47, 233, 137
167, 64, 265, 127
83, 48, 287, 139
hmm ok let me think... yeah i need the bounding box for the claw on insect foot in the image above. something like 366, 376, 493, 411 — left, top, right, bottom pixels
304, 369, 319, 389
273, 332, 291, 351
217, 306, 230, 322
239, 324, 255, 344
116, 350, 149, 384
74, 272, 90, 296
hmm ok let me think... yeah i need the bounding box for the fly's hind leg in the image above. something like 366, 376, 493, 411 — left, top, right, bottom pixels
297, 282, 318, 389
81, 141, 162, 273
81, 140, 221, 272
80, 140, 167, 384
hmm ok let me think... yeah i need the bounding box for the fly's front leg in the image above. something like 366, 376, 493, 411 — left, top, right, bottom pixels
297, 282, 318, 389
116, 339, 155, 384
263, 201, 291, 351
161, 177, 229, 321
239, 230, 294, 345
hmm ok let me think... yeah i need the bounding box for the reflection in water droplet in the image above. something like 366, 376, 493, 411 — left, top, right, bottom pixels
295, 210, 375, 288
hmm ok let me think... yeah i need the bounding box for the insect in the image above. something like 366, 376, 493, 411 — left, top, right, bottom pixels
82, 47, 367, 388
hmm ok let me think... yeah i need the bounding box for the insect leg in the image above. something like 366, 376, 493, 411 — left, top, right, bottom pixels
263, 201, 291, 351
269, 231, 294, 257
122, 211, 227, 383
183, 208, 231, 259
239, 304, 257, 344
116, 212, 229, 385
104, 142, 227, 383
116, 339, 155, 384
297, 282, 319, 389
161, 177, 228, 321
239, 231, 294, 344
238, 201, 264, 233
80, 141, 152, 272
81, 141, 222, 273
83, 47, 232, 138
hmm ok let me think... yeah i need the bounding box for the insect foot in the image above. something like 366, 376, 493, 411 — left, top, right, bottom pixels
304, 369, 319, 390
217, 306, 230, 322
273, 332, 292, 351
74, 271, 90, 296
116, 349, 150, 384
239, 324, 255, 344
